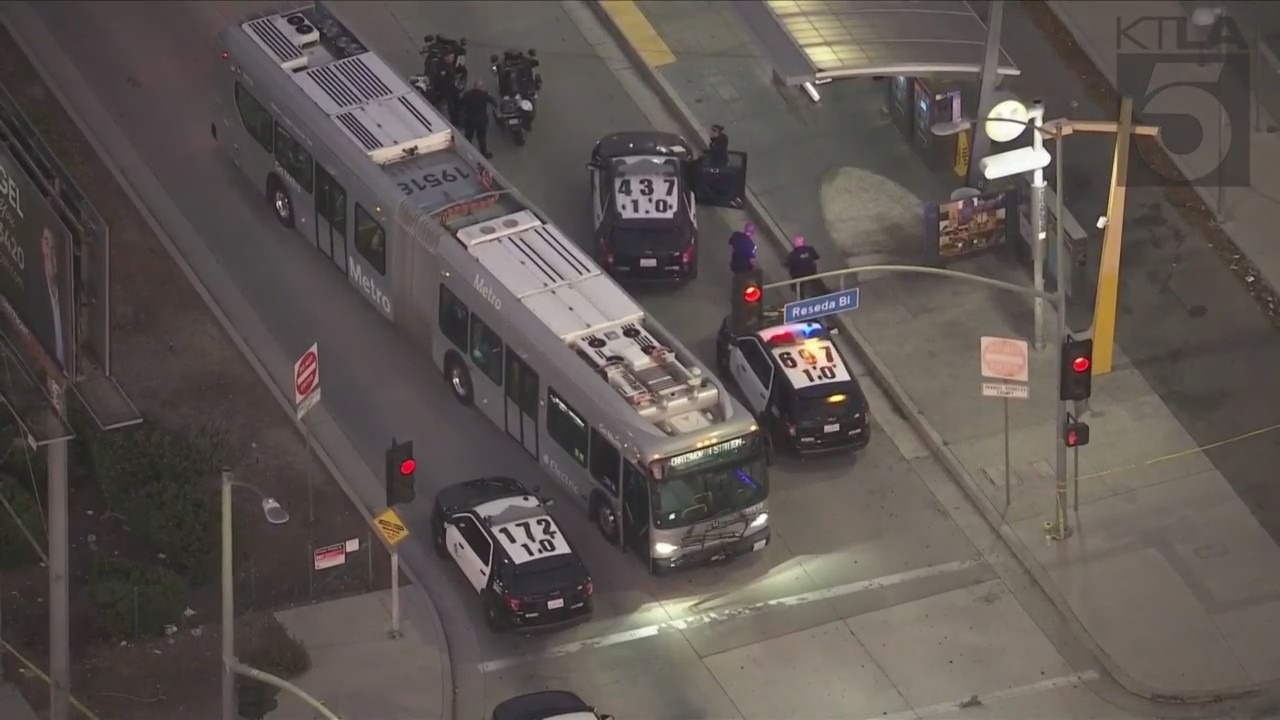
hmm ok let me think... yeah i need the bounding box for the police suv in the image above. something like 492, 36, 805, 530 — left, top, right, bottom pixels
716, 318, 871, 455
588, 131, 698, 280
432, 477, 594, 632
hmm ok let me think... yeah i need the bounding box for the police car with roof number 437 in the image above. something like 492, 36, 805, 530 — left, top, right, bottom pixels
432, 477, 594, 632
716, 316, 871, 456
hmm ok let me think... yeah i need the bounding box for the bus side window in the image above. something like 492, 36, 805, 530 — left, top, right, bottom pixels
354, 204, 387, 274
468, 314, 504, 386
589, 429, 621, 496
233, 83, 273, 152
273, 123, 314, 194
438, 285, 469, 350
547, 388, 588, 467
316, 165, 347, 235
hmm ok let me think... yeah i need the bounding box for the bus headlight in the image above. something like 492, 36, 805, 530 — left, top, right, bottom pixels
652, 542, 678, 556
750, 512, 768, 528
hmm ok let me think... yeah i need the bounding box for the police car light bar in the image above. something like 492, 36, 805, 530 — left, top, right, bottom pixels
761, 323, 824, 345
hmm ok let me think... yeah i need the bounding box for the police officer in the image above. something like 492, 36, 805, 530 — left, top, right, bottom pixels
459, 80, 497, 158
707, 124, 729, 167
786, 235, 821, 299
728, 222, 758, 273
433, 50, 460, 123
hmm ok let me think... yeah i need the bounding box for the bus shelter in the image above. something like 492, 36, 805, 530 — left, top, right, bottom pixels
732, 0, 1019, 85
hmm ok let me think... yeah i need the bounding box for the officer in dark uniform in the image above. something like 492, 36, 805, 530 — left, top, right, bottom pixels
433, 51, 460, 123
707, 124, 729, 167
786, 235, 822, 299
459, 80, 497, 158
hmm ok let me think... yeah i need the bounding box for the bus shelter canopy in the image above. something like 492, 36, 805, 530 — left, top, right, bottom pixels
733, 0, 1020, 86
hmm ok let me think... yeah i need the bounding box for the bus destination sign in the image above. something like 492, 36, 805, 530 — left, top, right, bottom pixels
667, 436, 752, 471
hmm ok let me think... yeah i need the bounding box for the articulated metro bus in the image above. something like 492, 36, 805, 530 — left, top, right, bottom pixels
212, 2, 771, 572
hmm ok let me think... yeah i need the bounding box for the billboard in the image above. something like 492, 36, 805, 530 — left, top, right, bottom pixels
922, 189, 1018, 263
0, 140, 73, 375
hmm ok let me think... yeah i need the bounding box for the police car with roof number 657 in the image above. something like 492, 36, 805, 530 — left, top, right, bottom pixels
716, 316, 870, 456
432, 477, 593, 632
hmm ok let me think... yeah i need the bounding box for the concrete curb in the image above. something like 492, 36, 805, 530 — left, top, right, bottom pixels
0, 8, 458, 719
587, 0, 1261, 706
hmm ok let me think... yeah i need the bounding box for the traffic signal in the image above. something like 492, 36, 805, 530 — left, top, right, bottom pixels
1059, 336, 1094, 401
731, 267, 765, 333
386, 438, 416, 506
1064, 419, 1091, 448
237, 681, 279, 720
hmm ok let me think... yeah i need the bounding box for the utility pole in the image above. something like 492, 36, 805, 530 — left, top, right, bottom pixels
48, 388, 70, 720
967, 0, 1005, 190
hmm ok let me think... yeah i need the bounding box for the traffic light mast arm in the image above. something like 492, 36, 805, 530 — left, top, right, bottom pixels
761, 264, 1057, 304
229, 659, 342, 720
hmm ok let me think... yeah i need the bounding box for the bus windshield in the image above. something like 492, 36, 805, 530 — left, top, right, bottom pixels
652, 435, 769, 529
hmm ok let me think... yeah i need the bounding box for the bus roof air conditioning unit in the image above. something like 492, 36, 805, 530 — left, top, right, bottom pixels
279, 12, 320, 48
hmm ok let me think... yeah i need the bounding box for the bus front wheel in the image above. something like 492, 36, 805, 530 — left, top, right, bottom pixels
266, 175, 295, 229
444, 354, 474, 406
592, 495, 619, 544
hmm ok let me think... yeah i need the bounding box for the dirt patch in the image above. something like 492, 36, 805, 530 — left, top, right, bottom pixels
1023, 0, 1280, 326
0, 20, 397, 720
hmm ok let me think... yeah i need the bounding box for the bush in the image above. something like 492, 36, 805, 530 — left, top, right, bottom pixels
86, 557, 188, 639
0, 472, 44, 569
90, 424, 233, 581
242, 616, 311, 679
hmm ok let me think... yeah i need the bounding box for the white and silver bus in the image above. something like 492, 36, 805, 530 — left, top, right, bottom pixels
213, 2, 770, 573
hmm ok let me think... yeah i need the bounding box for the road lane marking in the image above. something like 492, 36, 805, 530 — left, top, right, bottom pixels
479, 558, 986, 672
873, 670, 1101, 720
597, 0, 676, 68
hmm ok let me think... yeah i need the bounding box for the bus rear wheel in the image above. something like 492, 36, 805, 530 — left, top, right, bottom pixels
444, 354, 474, 406
266, 175, 295, 229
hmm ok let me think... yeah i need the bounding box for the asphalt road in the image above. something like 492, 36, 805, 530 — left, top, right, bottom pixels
13, 1, 1125, 717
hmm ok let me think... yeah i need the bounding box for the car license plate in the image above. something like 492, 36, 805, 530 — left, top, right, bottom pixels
547, 598, 564, 609
752, 539, 767, 552
639, 258, 658, 267
824, 423, 840, 433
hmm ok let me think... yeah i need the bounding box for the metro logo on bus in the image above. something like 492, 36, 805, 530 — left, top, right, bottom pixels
349, 257, 392, 315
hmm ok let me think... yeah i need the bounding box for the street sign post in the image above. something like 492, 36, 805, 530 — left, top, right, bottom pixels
979, 336, 1030, 512
783, 288, 860, 324
373, 507, 410, 639
293, 343, 321, 420
293, 343, 321, 523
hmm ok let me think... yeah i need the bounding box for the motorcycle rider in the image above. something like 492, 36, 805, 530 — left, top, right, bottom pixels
434, 50, 460, 123
459, 79, 497, 158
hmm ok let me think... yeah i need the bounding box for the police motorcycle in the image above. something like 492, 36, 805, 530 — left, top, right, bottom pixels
489, 49, 542, 146
409, 34, 468, 106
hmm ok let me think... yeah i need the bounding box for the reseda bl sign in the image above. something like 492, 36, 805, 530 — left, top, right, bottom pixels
783, 288, 860, 324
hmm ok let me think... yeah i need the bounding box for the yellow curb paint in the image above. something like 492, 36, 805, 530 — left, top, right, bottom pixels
599, 0, 676, 68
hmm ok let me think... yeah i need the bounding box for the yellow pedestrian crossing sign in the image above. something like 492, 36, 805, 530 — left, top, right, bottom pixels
953, 129, 971, 179
374, 507, 409, 546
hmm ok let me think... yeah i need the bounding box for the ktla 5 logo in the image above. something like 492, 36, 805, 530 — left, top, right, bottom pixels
1116, 14, 1251, 187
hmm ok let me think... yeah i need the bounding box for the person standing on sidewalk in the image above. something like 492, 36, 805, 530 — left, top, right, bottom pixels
729, 222, 757, 273
785, 235, 821, 299
708, 124, 729, 167
459, 80, 496, 159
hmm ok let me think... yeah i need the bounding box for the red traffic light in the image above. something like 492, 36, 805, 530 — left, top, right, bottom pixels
743, 285, 762, 303
1072, 356, 1091, 373
399, 458, 416, 475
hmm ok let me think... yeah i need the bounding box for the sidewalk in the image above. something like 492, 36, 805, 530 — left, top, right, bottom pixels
0, 683, 38, 720
268, 589, 446, 720
595, 0, 1280, 702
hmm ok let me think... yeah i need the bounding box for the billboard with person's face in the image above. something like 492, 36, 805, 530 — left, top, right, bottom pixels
0, 141, 73, 376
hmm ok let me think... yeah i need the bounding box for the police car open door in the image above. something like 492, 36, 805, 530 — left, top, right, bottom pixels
694, 150, 748, 209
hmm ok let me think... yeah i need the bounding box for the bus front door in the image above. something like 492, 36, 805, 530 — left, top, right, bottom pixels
622, 462, 650, 557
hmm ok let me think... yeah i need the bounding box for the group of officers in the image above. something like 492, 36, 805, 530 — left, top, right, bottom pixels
425, 40, 539, 159
425, 42, 820, 294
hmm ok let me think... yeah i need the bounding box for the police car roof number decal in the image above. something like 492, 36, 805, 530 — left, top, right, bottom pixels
615, 156, 679, 220
494, 516, 573, 564
770, 340, 851, 386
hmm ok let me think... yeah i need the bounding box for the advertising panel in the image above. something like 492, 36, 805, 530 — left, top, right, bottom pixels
0, 141, 73, 375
